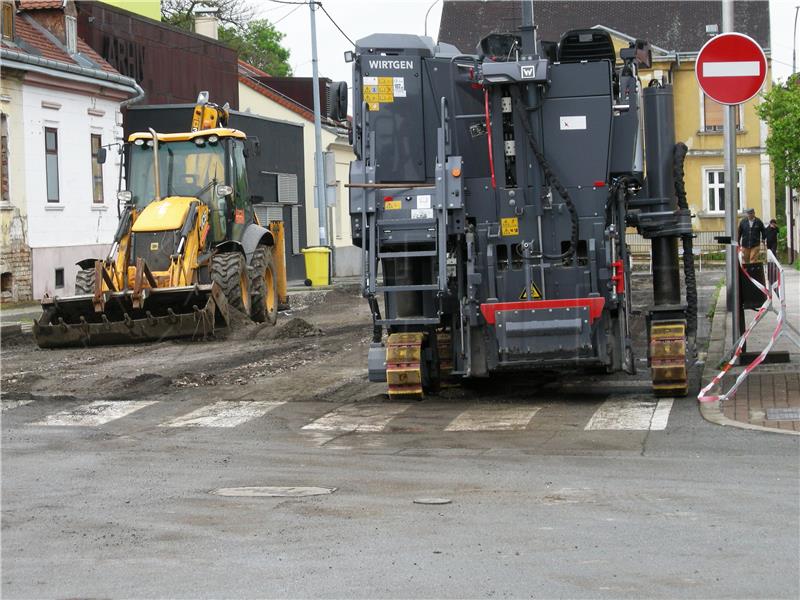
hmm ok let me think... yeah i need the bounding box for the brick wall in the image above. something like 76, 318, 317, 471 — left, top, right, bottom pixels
0, 209, 32, 302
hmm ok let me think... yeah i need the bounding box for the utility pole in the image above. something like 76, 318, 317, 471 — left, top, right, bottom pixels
310, 1, 328, 247
722, 0, 741, 348
790, 5, 799, 263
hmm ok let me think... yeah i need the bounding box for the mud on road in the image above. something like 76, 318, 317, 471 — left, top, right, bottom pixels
1, 288, 377, 405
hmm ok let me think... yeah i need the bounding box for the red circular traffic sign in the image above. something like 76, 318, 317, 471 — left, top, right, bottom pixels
696, 32, 767, 105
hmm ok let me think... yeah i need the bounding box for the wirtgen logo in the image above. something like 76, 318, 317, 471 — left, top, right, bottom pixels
368, 60, 413, 69
520, 65, 536, 79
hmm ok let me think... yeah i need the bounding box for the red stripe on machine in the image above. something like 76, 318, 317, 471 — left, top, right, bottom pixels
480, 297, 606, 325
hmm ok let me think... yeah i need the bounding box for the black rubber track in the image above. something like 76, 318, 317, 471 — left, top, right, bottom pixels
74, 268, 96, 295
249, 246, 278, 325
211, 252, 250, 314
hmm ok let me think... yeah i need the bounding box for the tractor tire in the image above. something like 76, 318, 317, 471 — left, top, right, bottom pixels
211, 252, 251, 315
74, 268, 96, 295
249, 246, 278, 325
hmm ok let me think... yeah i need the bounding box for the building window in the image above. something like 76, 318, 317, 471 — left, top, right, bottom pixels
1, 1, 13, 41
702, 95, 741, 132
45, 127, 59, 202
704, 167, 744, 214
1, 272, 12, 293
54, 268, 64, 289
91, 134, 104, 203
1, 113, 9, 203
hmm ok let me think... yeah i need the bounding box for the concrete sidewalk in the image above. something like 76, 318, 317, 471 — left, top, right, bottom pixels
700, 264, 800, 434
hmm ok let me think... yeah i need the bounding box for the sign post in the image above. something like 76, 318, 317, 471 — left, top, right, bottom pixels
696, 30, 767, 349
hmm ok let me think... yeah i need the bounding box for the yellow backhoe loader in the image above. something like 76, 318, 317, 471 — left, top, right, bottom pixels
33, 93, 287, 348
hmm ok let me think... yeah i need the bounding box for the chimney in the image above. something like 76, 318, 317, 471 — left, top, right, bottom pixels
193, 5, 219, 40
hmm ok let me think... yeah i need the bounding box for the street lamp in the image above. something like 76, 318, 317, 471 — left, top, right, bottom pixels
424, 0, 440, 38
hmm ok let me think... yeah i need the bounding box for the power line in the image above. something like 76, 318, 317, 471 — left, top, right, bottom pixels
273, 3, 304, 25
317, 3, 355, 47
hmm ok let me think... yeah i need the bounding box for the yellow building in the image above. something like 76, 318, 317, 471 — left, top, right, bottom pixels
606, 28, 774, 236
99, 0, 160, 21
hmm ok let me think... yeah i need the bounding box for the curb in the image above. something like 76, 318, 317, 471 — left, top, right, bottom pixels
698, 284, 800, 436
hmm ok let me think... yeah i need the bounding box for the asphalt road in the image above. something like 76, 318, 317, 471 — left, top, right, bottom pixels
2, 271, 799, 599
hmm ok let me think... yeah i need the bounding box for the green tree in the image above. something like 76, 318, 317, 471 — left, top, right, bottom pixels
162, 1, 292, 76
757, 74, 800, 190
219, 20, 292, 77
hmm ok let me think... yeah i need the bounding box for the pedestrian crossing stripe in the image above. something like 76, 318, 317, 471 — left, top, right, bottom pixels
518, 281, 542, 300
13, 398, 674, 433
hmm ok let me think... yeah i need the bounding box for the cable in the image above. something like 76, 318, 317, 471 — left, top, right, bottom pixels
673, 141, 698, 351
317, 3, 355, 46
273, 3, 303, 24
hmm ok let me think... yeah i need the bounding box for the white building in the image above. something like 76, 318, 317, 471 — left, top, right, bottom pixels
0, 0, 141, 300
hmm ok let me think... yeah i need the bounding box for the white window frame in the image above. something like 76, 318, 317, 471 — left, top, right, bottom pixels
0, 112, 10, 205
698, 90, 744, 132
65, 15, 77, 54
702, 166, 745, 215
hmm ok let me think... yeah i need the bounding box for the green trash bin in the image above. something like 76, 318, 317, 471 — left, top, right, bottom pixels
301, 246, 332, 286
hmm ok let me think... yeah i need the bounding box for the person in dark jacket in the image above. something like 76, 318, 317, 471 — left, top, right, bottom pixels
738, 208, 765, 263
764, 219, 779, 257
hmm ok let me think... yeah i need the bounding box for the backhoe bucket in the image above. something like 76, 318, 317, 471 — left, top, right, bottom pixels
33, 283, 230, 349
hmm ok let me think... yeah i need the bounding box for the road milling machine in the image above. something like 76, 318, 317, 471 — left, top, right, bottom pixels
34, 93, 286, 348
347, 6, 697, 398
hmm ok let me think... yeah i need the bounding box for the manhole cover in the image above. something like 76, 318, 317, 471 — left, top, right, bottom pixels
765, 408, 800, 421
211, 486, 336, 497
413, 497, 452, 505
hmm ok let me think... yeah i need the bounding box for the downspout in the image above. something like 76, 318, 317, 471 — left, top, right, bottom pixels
0, 47, 145, 105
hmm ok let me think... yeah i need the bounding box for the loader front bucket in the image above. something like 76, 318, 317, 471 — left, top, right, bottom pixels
33, 283, 230, 349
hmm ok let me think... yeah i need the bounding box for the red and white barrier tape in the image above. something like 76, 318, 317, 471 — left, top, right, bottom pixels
698, 249, 798, 403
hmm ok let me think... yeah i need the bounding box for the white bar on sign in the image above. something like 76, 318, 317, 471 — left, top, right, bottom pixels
161, 401, 285, 428
445, 405, 541, 431
32, 400, 157, 426
702, 61, 760, 78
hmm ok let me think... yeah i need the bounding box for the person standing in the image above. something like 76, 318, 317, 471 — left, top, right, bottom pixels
738, 208, 765, 263
764, 219, 779, 258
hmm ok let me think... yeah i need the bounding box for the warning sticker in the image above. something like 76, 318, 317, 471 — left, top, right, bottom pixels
393, 77, 406, 98
501, 217, 519, 236
384, 200, 401, 210
416, 195, 431, 209
518, 282, 543, 300
411, 208, 433, 220
367, 102, 380, 112
363, 76, 395, 104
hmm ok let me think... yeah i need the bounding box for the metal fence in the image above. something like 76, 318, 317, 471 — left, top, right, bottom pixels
627, 230, 725, 273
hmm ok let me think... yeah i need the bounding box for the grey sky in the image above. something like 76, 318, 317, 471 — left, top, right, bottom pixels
253, 0, 797, 85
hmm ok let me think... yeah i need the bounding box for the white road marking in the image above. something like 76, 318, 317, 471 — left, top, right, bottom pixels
302, 403, 411, 433
584, 397, 674, 431
445, 405, 541, 431
160, 400, 285, 428
1, 400, 33, 412
31, 400, 157, 426
649, 398, 674, 431
703, 61, 761, 78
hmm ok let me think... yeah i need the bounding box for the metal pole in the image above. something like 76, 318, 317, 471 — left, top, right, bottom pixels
721, 0, 741, 347
310, 1, 328, 247
423, 0, 439, 37
790, 6, 799, 264
520, 0, 536, 55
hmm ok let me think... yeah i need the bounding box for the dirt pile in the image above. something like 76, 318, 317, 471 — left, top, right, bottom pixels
273, 318, 323, 340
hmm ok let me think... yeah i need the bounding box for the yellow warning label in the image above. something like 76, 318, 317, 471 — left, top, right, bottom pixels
518, 282, 542, 300
501, 217, 519, 236
150, 242, 159, 251
367, 102, 380, 112
384, 200, 401, 210
363, 77, 395, 104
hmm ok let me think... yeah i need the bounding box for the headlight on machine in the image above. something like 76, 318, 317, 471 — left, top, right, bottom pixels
117, 190, 132, 203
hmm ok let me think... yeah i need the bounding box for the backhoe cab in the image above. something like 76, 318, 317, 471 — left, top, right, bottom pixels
34, 93, 286, 348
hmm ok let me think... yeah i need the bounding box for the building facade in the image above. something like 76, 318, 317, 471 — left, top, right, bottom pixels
438, 0, 775, 236
1, 0, 140, 300
238, 63, 359, 277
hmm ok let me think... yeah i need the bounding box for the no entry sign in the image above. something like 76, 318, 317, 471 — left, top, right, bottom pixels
696, 32, 767, 105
